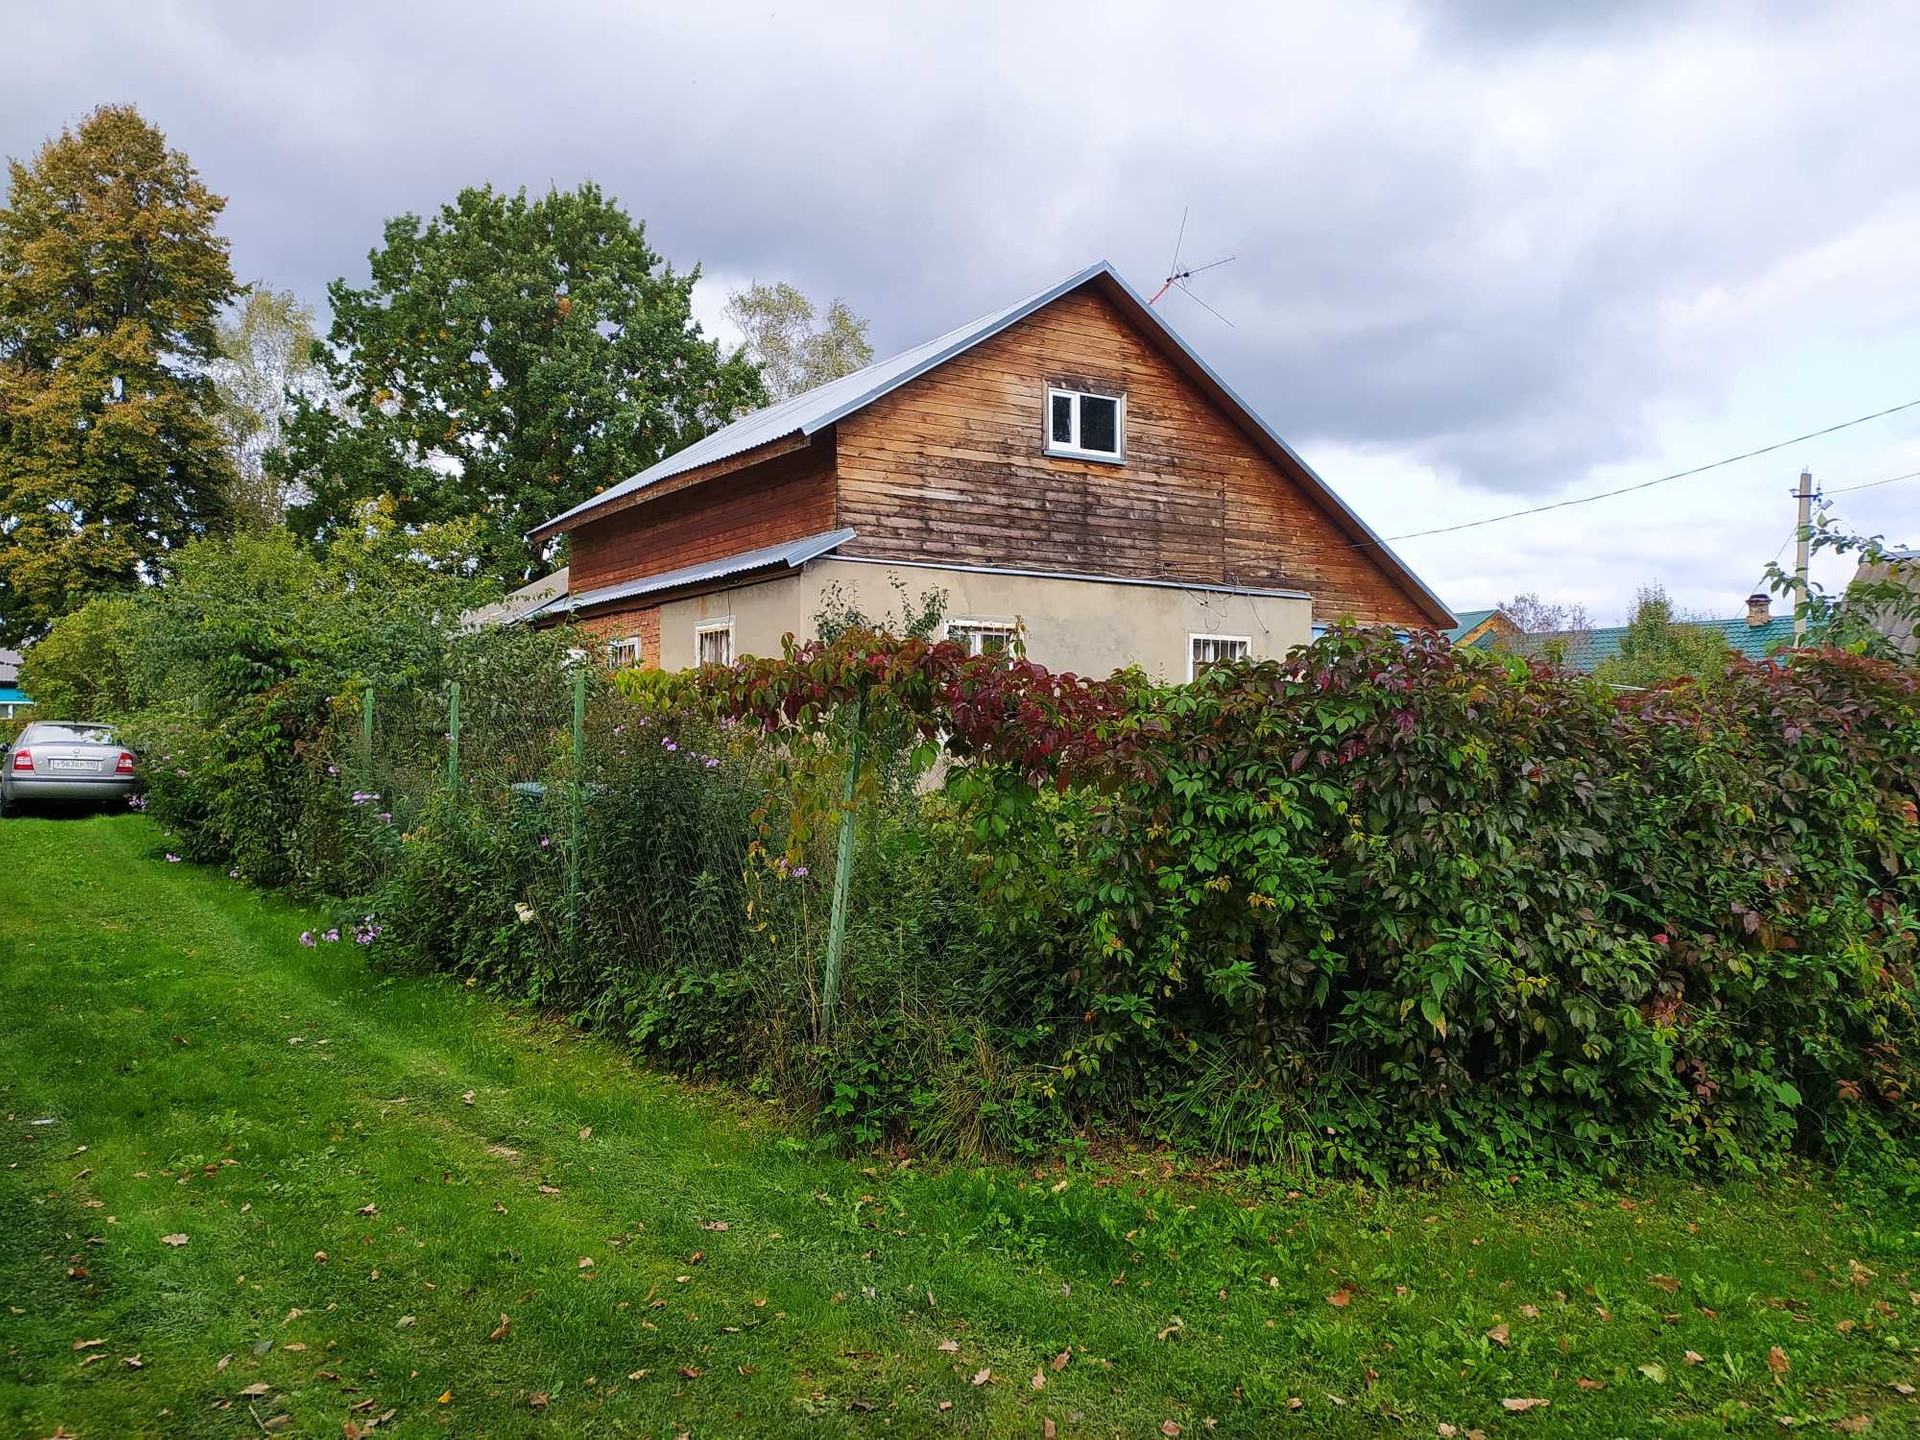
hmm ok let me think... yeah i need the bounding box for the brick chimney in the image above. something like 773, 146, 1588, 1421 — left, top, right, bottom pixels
1746, 593, 1771, 627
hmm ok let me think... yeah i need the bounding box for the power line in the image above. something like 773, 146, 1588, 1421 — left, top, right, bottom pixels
1377, 396, 1920, 545
1821, 467, 1920, 497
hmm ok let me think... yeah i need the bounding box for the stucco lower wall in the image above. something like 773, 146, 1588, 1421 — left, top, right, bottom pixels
655, 560, 1314, 681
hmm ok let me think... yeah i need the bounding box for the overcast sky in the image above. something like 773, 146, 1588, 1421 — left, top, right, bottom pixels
6, 0, 1917, 623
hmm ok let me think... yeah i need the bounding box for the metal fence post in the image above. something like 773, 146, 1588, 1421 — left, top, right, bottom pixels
820, 690, 868, 1037
360, 685, 375, 792
568, 667, 585, 964
446, 680, 461, 788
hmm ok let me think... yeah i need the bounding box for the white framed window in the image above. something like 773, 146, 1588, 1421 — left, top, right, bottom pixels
604, 635, 643, 670
694, 620, 734, 668
1188, 633, 1251, 680
1045, 387, 1125, 462
946, 619, 1017, 658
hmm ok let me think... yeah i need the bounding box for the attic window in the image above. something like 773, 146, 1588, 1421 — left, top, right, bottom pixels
1046, 387, 1124, 462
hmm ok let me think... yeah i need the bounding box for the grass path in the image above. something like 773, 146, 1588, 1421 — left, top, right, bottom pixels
3, 815, 1919, 1437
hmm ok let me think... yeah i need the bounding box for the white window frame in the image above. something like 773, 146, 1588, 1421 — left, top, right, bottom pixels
1044, 386, 1126, 463
1188, 633, 1251, 681
944, 618, 1018, 657
693, 619, 735, 668
604, 635, 643, 670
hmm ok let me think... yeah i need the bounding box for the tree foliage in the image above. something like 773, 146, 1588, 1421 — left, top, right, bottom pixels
1592, 584, 1736, 688
212, 284, 329, 530
281, 182, 765, 584
1496, 590, 1592, 635
1764, 506, 1920, 661
0, 104, 238, 645
725, 281, 874, 402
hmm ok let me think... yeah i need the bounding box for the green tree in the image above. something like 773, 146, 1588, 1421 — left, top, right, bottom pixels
0, 104, 238, 645
13, 593, 146, 721
282, 183, 765, 583
1592, 585, 1734, 688
725, 281, 874, 401
212, 284, 328, 530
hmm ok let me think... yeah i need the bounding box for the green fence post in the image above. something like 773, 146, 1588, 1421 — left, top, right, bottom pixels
568, 667, 585, 964
360, 685, 375, 791
446, 680, 461, 788
819, 691, 868, 1038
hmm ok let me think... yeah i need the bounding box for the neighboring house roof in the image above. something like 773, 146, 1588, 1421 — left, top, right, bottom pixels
1488, 614, 1799, 672
533, 528, 857, 621
0, 649, 21, 686
462, 567, 571, 630
1445, 608, 1499, 642
530, 261, 1452, 629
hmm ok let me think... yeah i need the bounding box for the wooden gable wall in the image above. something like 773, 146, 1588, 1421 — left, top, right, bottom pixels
831, 287, 1429, 626
566, 439, 837, 595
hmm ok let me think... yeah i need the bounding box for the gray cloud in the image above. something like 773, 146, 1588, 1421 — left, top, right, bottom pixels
4, 0, 1917, 518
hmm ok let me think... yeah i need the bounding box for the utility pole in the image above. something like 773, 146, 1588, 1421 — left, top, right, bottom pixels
1793, 468, 1813, 644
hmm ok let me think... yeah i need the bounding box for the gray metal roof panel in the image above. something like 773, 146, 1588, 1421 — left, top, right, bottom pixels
559, 527, 855, 614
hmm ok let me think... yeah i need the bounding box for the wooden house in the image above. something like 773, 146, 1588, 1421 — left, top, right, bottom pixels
523, 262, 1452, 679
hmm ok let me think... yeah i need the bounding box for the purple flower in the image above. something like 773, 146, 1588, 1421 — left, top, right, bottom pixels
539, 838, 551, 848
377, 812, 391, 823
663, 739, 678, 752
791, 865, 809, 879
326, 765, 339, 776
164, 853, 182, 863
704, 757, 720, 769
127, 795, 147, 811
612, 724, 625, 736
299, 931, 316, 947
228, 868, 239, 879
322, 928, 340, 943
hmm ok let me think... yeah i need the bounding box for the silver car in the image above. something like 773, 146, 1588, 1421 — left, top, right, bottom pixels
0, 721, 140, 815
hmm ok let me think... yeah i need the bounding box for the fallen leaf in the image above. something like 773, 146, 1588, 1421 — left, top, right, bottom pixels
1648, 1273, 1680, 1293
488, 1314, 510, 1341
1031, 1367, 1046, 1391
1157, 1317, 1185, 1341
1892, 1382, 1916, 1397
936, 1339, 960, 1353
1576, 1377, 1606, 1391
239, 1383, 271, 1397
1835, 1417, 1870, 1434
1045, 1421, 1058, 1439
357, 1203, 378, 1216
1051, 1350, 1070, 1371
1638, 1363, 1667, 1383
938, 1401, 953, 1412
578, 1126, 591, 1140
1439, 1427, 1458, 1438
1684, 1350, 1704, 1365
1485, 1323, 1509, 1346
628, 1369, 650, 1380
437, 1390, 452, 1404
395, 1315, 415, 1329
1162, 1423, 1182, 1437
217, 1354, 231, 1371
688, 1250, 704, 1265
1767, 1345, 1790, 1380
1326, 1288, 1352, 1308
528, 1392, 548, 1412
972, 1367, 992, 1386
121, 1354, 142, 1368
577, 1257, 594, 1269
1519, 1304, 1540, 1319
73, 1339, 105, 1351
701, 1220, 730, 1231
160, 1234, 188, 1247
462, 1091, 475, 1106
678, 1366, 701, 1380
1501, 1398, 1549, 1412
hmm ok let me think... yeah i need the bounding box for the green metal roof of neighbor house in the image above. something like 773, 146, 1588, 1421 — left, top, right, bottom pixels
1483, 614, 1799, 672
1445, 608, 1499, 643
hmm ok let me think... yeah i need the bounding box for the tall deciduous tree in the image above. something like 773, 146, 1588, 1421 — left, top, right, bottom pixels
281, 183, 765, 583
212, 284, 329, 531
1592, 584, 1734, 688
0, 105, 238, 645
725, 281, 874, 402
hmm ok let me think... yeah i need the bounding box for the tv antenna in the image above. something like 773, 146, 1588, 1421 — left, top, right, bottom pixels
1146, 207, 1236, 325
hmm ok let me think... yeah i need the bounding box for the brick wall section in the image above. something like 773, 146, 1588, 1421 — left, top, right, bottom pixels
577, 605, 662, 669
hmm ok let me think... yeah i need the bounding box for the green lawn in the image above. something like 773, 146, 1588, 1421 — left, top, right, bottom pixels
3, 816, 1918, 1438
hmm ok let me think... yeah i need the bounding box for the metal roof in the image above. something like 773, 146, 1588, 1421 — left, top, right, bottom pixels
530, 260, 1453, 628
531, 527, 856, 620
1486, 613, 1799, 672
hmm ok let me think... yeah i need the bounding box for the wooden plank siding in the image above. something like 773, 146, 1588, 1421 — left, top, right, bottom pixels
832, 288, 1429, 626
566, 437, 837, 595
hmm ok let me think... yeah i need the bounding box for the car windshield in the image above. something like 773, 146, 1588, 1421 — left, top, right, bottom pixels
25, 723, 118, 745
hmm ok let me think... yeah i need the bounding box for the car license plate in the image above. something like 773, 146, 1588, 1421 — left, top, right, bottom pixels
49, 758, 94, 772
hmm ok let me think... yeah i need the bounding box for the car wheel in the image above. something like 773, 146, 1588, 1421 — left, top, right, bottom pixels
0, 787, 13, 819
